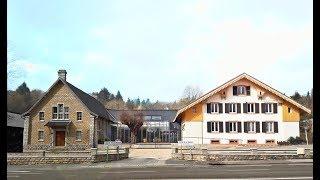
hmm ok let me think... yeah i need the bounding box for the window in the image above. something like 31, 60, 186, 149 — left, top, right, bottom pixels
151, 116, 161, 120
52, 107, 58, 119
229, 122, 237, 132
248, 122, 256, 133
288, 107, 291, 113
192, 107, 197, 113
230, 103, 237, 113
211, 122, 219, 132
211, 140, 220, 144
266, 122, 274, 133
248, 140, 257, 144
265, 103, 273, 113
144, 116, 151, 120
212, 103, 219, 113
76, 131, 82, 141
266, 140, 275, 144
77, 112, 82, 121
64, 107, 69, 119
39, 112, 44, 121
38, 131, 44, 141
53, 104, 69, 120
229, 140, 238, 144
58, 104, 64, 119
237, 86, 246, 95
247, 103, 254, 113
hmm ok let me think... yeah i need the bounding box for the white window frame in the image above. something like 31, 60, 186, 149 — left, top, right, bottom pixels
76, 130, 82, 141
211, 103, 219, 113
265, 103, 273, 113
229, 122, 237, 133
211, 121, 219, 132
266, 121, 274, 133
247, 103, 255, 113
248, 121, 256, 133
52, 106, 58, 119
237, 85, 246, 95
76, 111, 83, 121
39, 111, 45, 121
64, 107, 69, 120
38, 130, 44, 141
230, 103, 237, 113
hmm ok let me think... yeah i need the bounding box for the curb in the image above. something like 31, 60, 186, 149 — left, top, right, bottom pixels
208, 159, 313, 165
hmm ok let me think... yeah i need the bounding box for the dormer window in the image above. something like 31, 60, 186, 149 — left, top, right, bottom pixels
238, 86, 246, 95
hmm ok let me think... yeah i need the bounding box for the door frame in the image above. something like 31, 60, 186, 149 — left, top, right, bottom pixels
54, 129, 66, 146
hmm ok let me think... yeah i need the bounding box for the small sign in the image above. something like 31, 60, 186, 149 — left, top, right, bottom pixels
104, 140, 122, 147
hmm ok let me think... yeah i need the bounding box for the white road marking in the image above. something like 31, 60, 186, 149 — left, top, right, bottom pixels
101, 170, 156, 174
7, 175, 20, 178
154, 177, 313, 180
8, 173, 42, 175
288, 163, 313, 166
8, 171, 30, 173
227, 168, 270, 172
224, 164, 272, 167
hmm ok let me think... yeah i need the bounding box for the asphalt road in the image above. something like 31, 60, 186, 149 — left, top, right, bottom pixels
7, 163, 312, 179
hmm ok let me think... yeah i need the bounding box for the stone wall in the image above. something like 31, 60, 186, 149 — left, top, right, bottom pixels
173, 153, 313, 162
8, 148, 129, 165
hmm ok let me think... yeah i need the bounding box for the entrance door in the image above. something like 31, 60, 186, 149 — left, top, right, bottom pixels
55, 131, 65, 146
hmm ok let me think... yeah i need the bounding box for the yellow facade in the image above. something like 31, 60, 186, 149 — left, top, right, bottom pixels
180, 103, 203, 122
282, 103, 300, 122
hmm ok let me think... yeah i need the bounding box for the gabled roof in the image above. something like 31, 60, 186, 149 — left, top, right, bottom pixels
7, 112, 25, 128
23, 78, 116, 122
174, 73, 311, 121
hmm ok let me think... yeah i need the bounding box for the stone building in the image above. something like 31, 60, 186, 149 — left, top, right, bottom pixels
22, 70, 116, 151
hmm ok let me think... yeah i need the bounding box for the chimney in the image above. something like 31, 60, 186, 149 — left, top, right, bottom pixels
58, 69, 67, 81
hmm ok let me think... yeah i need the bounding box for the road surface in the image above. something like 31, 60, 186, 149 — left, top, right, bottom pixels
7, 161, 312, 179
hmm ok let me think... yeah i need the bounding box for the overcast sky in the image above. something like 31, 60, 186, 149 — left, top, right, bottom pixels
8, 0, 312, 102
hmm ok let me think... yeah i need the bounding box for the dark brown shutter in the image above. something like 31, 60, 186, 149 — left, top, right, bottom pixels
233, 86, 237, 95
207, 103, 211, 113
237, 103, 241, 113
273, 103, 278, 113
243, 103, 248, 113
262, 122, 266, 133
226, 122, 230, 133
274, 122, 278, 133
244, 122, 248, 133
219, 122, 223, 132
218, 103, 223, 113
225, 103, 229, 113
207, 122, 212, 132
237, 122, 242, 133
256, 122, 260, 133
246, 86, 250, 95
255, 103, 259, 113
261, 103, 266, 113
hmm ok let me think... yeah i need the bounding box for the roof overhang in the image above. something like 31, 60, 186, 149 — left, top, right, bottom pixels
44, 120, 72, 128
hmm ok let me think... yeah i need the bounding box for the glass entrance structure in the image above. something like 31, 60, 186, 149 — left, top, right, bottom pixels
108, 109, 180, 143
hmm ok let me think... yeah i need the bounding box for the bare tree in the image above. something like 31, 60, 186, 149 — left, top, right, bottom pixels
119, 111, 144, 144
182, 85, 202, 101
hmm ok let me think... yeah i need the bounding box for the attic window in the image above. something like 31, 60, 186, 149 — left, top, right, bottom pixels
192, 107, 197, 113
288, 107, 291, 113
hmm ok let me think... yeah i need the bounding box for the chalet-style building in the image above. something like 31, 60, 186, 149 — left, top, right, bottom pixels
22, 70, 116, 151
174, 73, 311, 145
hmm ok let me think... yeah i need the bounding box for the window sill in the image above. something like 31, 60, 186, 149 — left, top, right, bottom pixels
39, 120, 45, 122
75, 140, 82, 142
38, 140, 44, 142
265, 132, 275, 134
247, 131, 256, 134
77, 120, 83, 122
211, 131, 220, 133
229, 131, 238, 134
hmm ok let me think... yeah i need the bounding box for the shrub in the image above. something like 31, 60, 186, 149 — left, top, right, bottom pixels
287, 136, 306, 145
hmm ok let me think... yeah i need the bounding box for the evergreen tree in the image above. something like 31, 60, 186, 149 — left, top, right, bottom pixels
115, 91, 123, 101
97, 87, 110, 103
291, 92, 302, 101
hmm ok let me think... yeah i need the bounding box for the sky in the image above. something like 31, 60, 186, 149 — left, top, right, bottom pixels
8, 0, 313, 102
